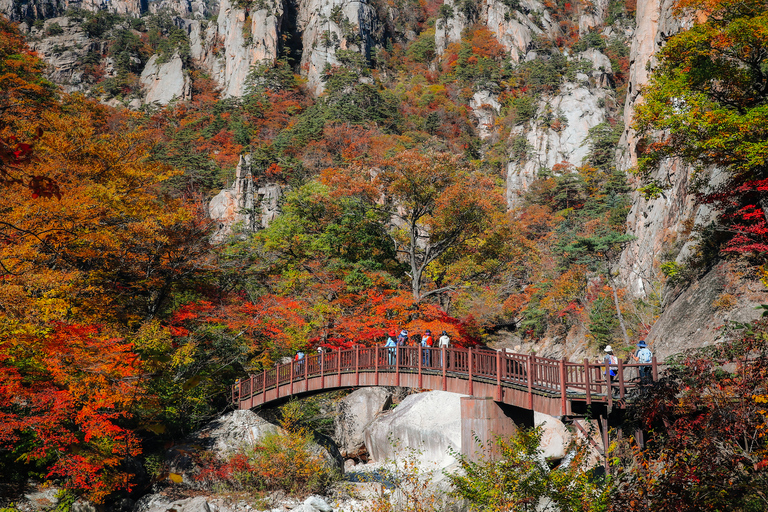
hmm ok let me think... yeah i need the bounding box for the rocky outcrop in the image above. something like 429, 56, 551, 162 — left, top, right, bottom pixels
507, 83, 609, 208
209, 154, 283, 242
140, 53, 190, 105
616, 0, 692, 297
364, 391, 464, 468
644, 261, 768, 360
211, 0, 283, 98
534, 411, 571, 460
26, 17, 98, 94
469, 90, 500, 141
297, 0, 379, 95
334, 387, 397, 460
134, 494, 334, 512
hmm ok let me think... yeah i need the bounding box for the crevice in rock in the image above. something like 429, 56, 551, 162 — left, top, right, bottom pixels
279, 0, 302, 72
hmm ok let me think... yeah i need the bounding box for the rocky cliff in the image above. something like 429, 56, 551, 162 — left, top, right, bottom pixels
10, 0, 765, 359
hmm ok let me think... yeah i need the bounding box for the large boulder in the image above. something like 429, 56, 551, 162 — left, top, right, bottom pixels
534, 411, 571, 461
364, 391, 464, 469
334, 387, 396, 459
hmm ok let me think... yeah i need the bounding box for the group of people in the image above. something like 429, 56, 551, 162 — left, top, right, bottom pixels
383, 329, 451, 365
603, 340, 654, 389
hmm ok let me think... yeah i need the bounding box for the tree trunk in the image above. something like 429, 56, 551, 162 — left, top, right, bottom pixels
608, 273, 630, 346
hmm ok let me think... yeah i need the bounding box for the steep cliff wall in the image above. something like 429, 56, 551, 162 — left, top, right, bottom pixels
615, 0, 768, 357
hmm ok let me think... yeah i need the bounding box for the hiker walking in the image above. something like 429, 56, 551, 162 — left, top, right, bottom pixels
632, 340, 653, 384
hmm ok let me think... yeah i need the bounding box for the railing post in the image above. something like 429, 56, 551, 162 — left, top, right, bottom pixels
560, 358, 567, 416
583, 358, 592, 405
396, 346, 400, 387
617, 358, 625, 399
652, 356, 658, 382
320, 349, 325, 388
304, 351, 308, 391
262, 370, 266, 405
495, 350, 502, 401
527, 354, 534, 410
290, 358, 295, 397
468, 347, 473, 396
442, 347, 447, 391
249, 375, 256, 409
418, 344, 423, 388
375, 346, 379, 386
355, 345, 360, 387
337, 348, 342, 388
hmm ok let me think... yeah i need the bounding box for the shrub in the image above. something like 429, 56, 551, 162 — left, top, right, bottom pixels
195, 428, 340, 496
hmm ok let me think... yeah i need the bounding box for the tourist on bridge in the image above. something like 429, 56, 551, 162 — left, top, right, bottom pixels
295, 350, 305, 374
422, 330, 433, 366
632, 340, 653, 384
438, 330, 450, 366
385, 330, 397, 365
603, 345, 618, 395
397, 329, 408, 346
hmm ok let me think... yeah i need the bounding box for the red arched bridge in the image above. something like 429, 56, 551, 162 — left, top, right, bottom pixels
232, 345, 659, 417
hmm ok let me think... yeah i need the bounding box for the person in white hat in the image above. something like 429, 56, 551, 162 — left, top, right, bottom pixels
603, 345, 618, 392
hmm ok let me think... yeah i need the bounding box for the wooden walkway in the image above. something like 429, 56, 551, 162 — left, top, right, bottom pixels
232, 346, 659, 417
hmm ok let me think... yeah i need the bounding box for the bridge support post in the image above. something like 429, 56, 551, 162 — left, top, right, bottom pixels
442, 347, 447, 391
356, 345, 360, 387
460, 397, 518, 463
337, 348, 342, 388
375, 347, 379, 386
418, 345, 423, 388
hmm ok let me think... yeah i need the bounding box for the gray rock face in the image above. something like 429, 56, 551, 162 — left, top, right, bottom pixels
140, 53, 190, 105
211, 0, 283, 98
297, 0, 379, 95
507, 83, 608, 208
334, 387, 394, 459
616, 0, 695, 297
27, 18, 101, 94
364, 390, 464, 469
645, 261, 768, 361
469, 90, 501, 141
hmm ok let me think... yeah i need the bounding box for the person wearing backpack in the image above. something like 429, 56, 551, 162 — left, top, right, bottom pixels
385, 330, 397, 365
632, 340, 653, 384
603, 345, 619, 395
421, 330, 434, 366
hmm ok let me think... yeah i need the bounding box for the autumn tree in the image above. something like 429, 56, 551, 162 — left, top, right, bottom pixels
0, 92, 213, 500
325, 149, 518, 302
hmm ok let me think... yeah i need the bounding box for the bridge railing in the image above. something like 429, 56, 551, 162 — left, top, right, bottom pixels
233, 346, 661, 410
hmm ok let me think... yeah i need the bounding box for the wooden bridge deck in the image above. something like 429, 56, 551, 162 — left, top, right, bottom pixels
232, 346, 659, 417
